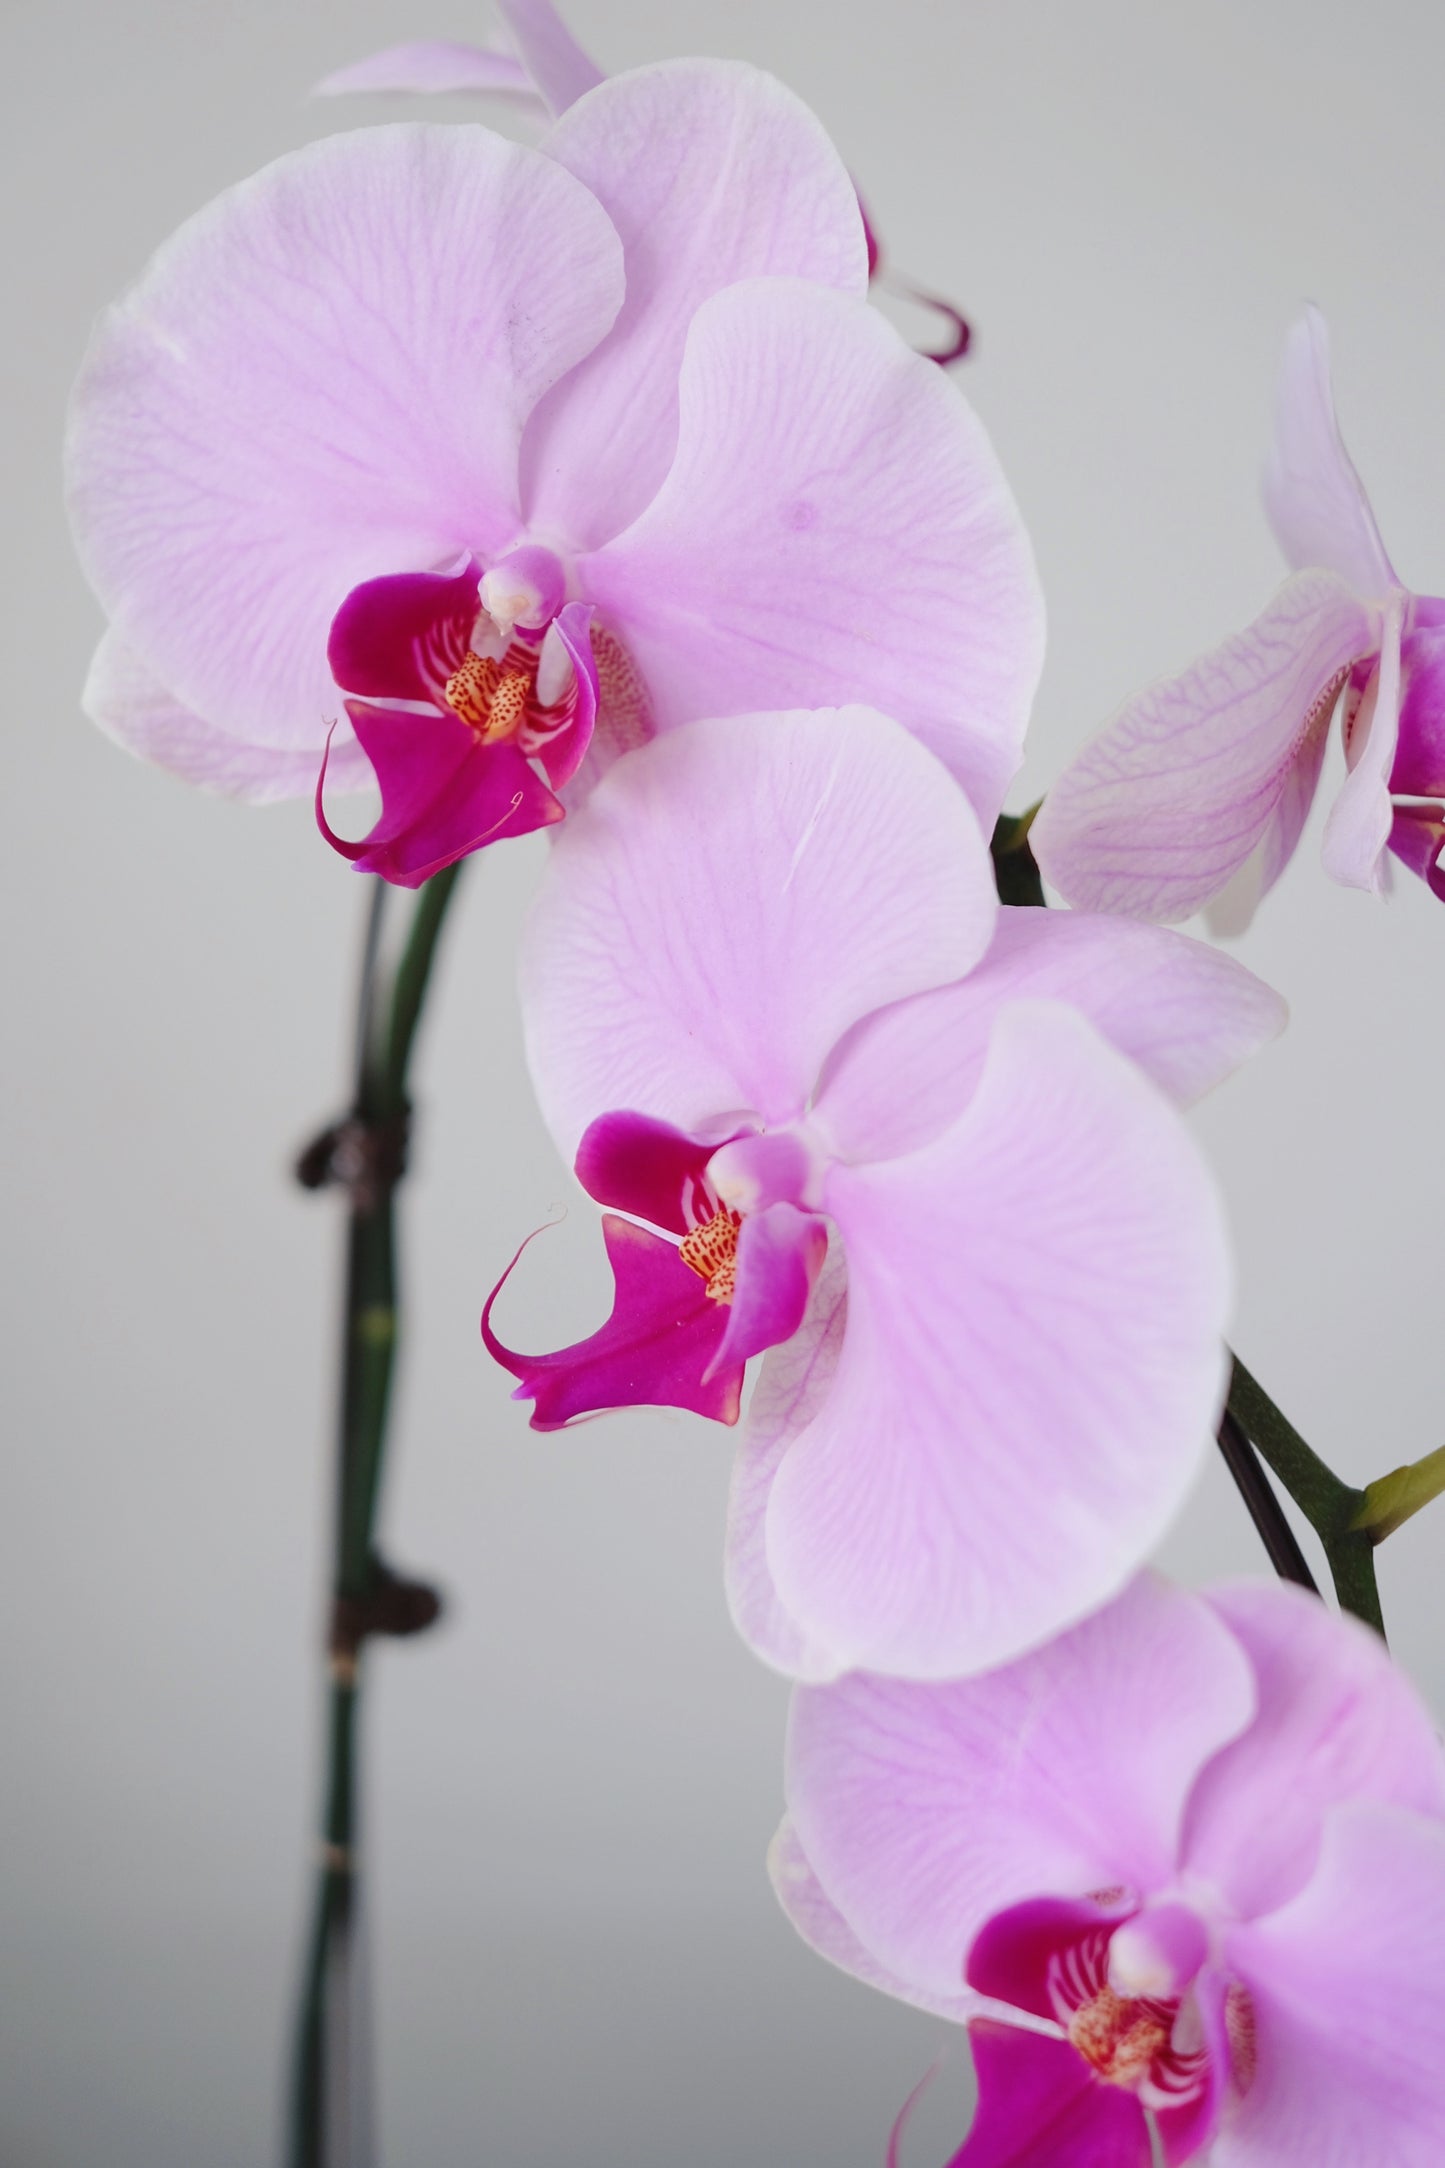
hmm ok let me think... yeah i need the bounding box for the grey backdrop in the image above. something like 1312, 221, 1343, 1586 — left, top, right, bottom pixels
7, 1, 1445, 2162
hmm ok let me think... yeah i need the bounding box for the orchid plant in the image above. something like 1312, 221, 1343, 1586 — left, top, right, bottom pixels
63, 3, 1445, 2165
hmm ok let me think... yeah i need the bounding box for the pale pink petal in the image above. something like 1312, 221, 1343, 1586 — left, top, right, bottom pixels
1182, 1580, 1445, 1921
768, 1818, 983, 2025
84, 630, 372, 803
954, 2022, 1151, 2168
1262, 307, 1397, 598
583, 280, 1043, 831
66, 127, 623, 749
813, 908, 1286, 1165
725, 1246, 849, 1684
497, 0, 604, 114
766, 1004, 1232, 1678
784, 1576, 1254, 2000
524, 62, 867, 548
314, 42, 539, 100
1032, 570, 1378, 921
1321, 595, 1403, 892
519, 708, 997, 1158
1219, 1804, 1445, 2168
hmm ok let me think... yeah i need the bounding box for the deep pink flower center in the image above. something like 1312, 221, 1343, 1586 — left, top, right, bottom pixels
1051, 1926, 1206, 2109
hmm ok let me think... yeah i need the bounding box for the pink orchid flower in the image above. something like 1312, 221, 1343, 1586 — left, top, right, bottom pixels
1033, 308, 1445, 921
484, 707, 1284, 1679
66, 62, 1038, 885
776, 1572, 1445, 2166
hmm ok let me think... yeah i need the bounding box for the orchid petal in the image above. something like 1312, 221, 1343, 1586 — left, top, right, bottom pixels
327, 562, 480, 704
768, 1818, 983, 2026
523, 63, 867, 548
497, 0, 605, 115
520, 708, 997, 1158
769, 1005, 1231, 1678
67, 126, 624, 749
1392, 599, 1445, 795
1032, 570, 1378, 920
1321, 595, 1402, 892
583, 279, 1043, 831
709, 1205, 828, 1376
725, 1246, 849, 1683
1182, 1580, 1445, 1921
1220, 1804, 1445, 2168
1263, 307, 1397, 598
784, 1577, 1254, 2000
314, 42, 539, 100
482, 1214, 743, 1428
573, 1111, 726, 1237
952, 2022, 1151, 2168
1387, 803, 1445, 899
813, 907, 1286, 1164
533, 600, 599, 789
335, 707, 561, 885
84, 631, 373, 803
967, 1895, 1133, 2021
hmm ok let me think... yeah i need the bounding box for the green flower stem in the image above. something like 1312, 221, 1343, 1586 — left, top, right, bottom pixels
1352, 1443, 1445, 1544
1225, 1354, 1384, 1636
289, 863, 464, 2168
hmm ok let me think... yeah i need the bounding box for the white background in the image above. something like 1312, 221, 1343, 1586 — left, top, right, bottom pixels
6, 1, 1445, 2161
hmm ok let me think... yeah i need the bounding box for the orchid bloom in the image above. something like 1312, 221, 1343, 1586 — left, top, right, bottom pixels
484, 707, 1284, 1679
1033, 308, 1445, 920
67, 63, 1036, 886
776, 1572, 1445, 2167
320, 0, 972, 365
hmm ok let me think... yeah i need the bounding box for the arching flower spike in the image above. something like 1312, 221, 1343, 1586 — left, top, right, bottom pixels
776, 1573, 1445, 2167
1034, 308, 1445, 920
486, 708, 1284, 1679
67, 63, 1039, 881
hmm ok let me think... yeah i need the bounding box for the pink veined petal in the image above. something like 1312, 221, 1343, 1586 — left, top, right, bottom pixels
583, 279, 1043, 834
812, 907, 1287, 1165
783, 1576, 1255, 2000
524, 62, 868, 549
768, 1818, 985, 2026
725, 1245, 850, 1683
768, 1004, 1232, 1679
83, 630, 373, 804
327, 561, 481, 703
1181, 1579, 1445, 1922
481, 1214, 743, 1429
573, 1111, 731, 1236
1218, 1803, 1445, 2168
496, 0, 605, 115
66, 126, 624, 750
328, 707, 562, 885
520, 708, 998, 1159
1032, 569, 1379, 921
1387, 802, 1445, 899
708, 1204, 828, 1377
314, 41, 540, 100
1262, 306, 1397, 598
952, 2021, 1152, 2168
1321, 593, 1403, 892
